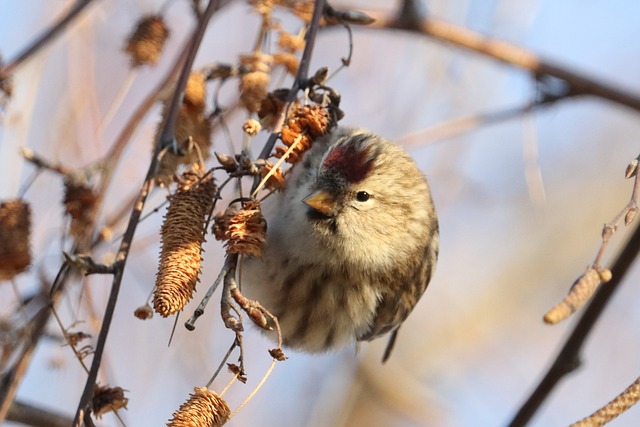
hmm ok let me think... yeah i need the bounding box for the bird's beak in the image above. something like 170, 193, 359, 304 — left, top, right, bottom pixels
303, 190, 336, 216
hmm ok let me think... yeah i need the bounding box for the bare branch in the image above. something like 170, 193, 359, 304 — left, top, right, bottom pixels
367, 15, 640, 113
7, 400, 73, 427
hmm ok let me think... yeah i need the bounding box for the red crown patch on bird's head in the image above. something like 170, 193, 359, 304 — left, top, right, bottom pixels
322, 138, 374, 184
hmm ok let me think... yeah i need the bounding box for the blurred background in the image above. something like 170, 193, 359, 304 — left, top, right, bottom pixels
2, 0, 640, 426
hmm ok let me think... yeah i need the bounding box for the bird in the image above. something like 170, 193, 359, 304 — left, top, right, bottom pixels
241, 127, 439, 361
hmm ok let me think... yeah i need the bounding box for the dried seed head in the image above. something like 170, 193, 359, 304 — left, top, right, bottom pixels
242, 119, 261, 136
214, 200, 266, 257
0, 199, 31, 280
167, 387, 230, 427
125, 15, 170, 67
154, 169, 216, 317
134, 304, 154, 320
239, 53, 272, 113
92, 385, 128, 419
258, 161, 286, 192
155, 73, 212, 186
277, 104, 333, 164
64, 178, 99, 239
277, 31, 305, 52
212, 208, 234, 241
273, 52, 299, 76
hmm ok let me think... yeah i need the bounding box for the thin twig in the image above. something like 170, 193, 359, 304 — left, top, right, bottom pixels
509, 221, 640, 426
206, 340, 237, 387
72, 1, 222, 424
185, 260, 230, 330
229, 358, 277, 418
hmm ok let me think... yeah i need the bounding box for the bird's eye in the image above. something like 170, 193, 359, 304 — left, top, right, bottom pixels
356, 191, 370, 202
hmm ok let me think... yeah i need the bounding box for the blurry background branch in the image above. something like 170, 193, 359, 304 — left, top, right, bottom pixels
367, 5, 640, 113
1, 0, 96, 76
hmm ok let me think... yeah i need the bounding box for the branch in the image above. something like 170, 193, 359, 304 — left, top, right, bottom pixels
508, 220, 640, 426
72, 1, 223, 424
2, 0, 96, 75
6, 400, 73, 427
367, 14, 640, 113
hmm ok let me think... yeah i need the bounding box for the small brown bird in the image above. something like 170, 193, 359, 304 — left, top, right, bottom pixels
242, 127, 439, 361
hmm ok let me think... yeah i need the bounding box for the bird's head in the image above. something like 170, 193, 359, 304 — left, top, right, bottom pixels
301, 129, 434, 269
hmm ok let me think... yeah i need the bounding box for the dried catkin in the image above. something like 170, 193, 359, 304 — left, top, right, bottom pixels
213, 200, 266, 257
153, 170, 216, 317
276, 104, 332, 163
124, 15, 170, 67
0, 199, 31, 280
167, 387, 230, 427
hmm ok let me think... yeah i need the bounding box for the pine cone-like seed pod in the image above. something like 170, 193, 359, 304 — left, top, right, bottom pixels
0, 199, 31, 280
153, 170, 216, 317
225, 200, 266, 257
92, 385, 128, 419
167, 387, 230, 427
276, 104, 332, 164
124, 15, 170, 67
